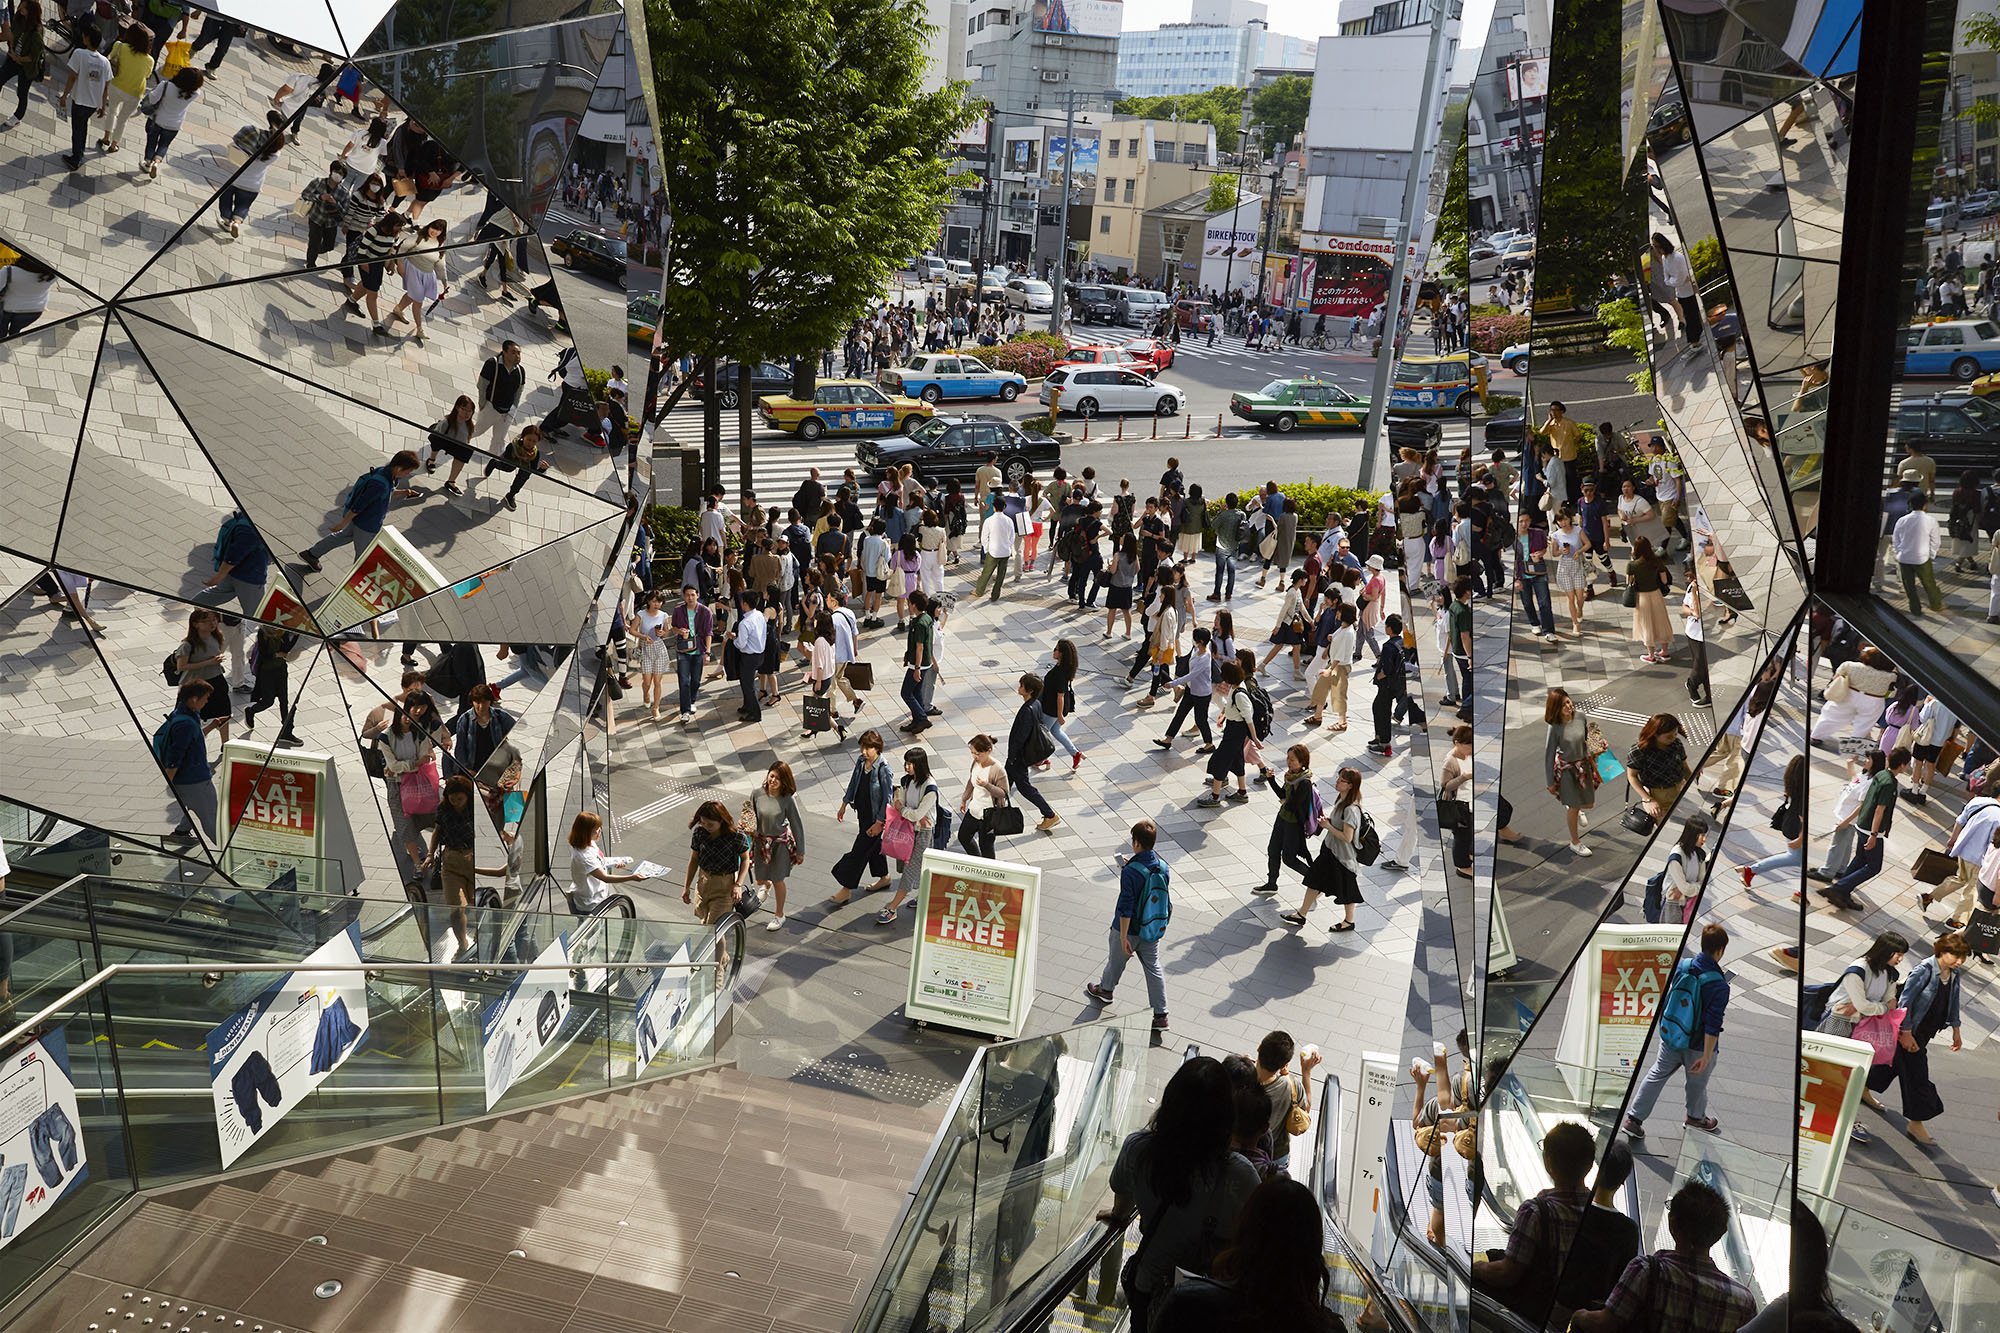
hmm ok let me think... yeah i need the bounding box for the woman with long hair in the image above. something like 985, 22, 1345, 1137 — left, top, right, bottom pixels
1657, 812, 1712, 921
1543, 687, 1600, 856
1151, 1178, 1339, 1332
743, 761, 805, 930
1280, 765, 1365, 932
1625, 712, 1692, 822
174, 608, 232, 742
1737, 754, 1807, 887
1103, 533, 1139, 639
879, 748, 936, 923
1550, 505, 1589, 633
633, 589, 672, 721
1100, 1056, 1260, 1332
1040, 638, 1086, 767
1626, 535, 1674, 663
682, 800, 746, 924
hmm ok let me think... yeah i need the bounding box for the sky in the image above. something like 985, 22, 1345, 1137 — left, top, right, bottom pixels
1118, 0, 1500, 81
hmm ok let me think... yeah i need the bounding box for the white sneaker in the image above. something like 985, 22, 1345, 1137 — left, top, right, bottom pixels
1569, 842, 1593, 857
764, 915, 785, 931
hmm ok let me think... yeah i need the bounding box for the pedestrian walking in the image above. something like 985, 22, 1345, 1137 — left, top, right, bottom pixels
1545, 687, 1600, 857
1623, 923, 1732, 1138
95, 26, 152, 157
1650, 232, 1704, 351
728, 590, 767, 722
1005, 674, 1062, 832
1155, 627, 1216, 750
1039, 639, 1087, 768
878, 748, 938, 924
956, 734, 1011, 858
1196, 661, 1256, 806
155, 680, 219, 845
681, 801, 747, 926
297, 450, 422, 574
55, 22, 111, 172
1255, 744, 1318, 897
1628, 536, 1675, 663
972, 500, 1014, 601
1279, 765, 1366, 932
239, 625, 303, 747
1366, 614, 1423, 756
1624, 712, 1692, 826
216, 126, 286, 235
470, 340, 528, 457
1861, 931, 1967, 1147
744, 761, 805, 930
0, 1, 49, 128
1084, 819, 1173, 1029
1818, 747, 1911, 911
829, 729, 894, 904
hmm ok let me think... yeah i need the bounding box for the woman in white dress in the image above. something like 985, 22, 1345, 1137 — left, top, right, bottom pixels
1549, 508, 1588, 633
633, 589, 672, 720
388, 217, 448, 345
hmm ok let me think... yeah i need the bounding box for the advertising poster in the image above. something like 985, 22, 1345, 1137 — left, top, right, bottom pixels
254, 581, 315, 633
1006, 136, 1040, 176
1554, 924, 1685, 1098
481, 932, 572, 1109
1798, 1032, 1873, 1197
318, 526, 448, 627
906, 850, 1040, 1039
1032, 0, 1121, 38
1344, 1052, 1398, 1248
634, 941, 694, 1072
1300, 233, 1423, 320
0, 1031, 88, 1252
220, 740, 333, 896
205, 925, 370, 1169
1046, 135, 1099, 183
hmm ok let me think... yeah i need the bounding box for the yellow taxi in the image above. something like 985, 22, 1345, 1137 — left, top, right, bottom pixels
757, 378, 935, 441
1387, 351, 1490, 417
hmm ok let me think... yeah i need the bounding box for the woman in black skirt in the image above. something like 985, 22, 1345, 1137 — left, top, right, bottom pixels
1196, 662, 1254, 808
1863, 931, 1968, 1146
1281, 766, 1366, 932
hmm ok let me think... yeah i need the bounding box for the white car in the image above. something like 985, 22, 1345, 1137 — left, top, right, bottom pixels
946, 259, 976, 284
1039, 365, 1186, 418
1500, 342, 1529, 374
1004, 277, 1055, 312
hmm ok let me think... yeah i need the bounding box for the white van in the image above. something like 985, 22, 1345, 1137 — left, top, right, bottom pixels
1117, 287, 1170, 328
918, 256, 948, 282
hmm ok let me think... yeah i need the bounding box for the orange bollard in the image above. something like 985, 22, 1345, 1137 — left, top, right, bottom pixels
1081, 415, 1089, 442
1215, 413, 1223, 438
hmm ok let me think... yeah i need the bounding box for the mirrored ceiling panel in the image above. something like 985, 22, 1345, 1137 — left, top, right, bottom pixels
1, 313, 105, 563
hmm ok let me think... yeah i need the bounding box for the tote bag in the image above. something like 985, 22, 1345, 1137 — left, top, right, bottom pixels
1851, 1008, 1906, 1065
399, 759, 441, 815
880, 805, 917, 863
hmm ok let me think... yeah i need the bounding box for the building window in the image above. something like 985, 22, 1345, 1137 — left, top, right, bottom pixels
1153, 139, 1175, 161
1123, 179, 1135, 202
1105, 178, 1116, 200
1099, 215, 1111, 234
1181, 142, 1204, 163
1127, 138, 1139, 158
1109, 139, 1120, 157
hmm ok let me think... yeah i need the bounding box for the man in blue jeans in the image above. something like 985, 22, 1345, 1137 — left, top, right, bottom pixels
669, 585, 711, 723
1514, 512, 1557, 643
297, 450, 424, 576
1623, 923, 1730, 1137
1083, 819, 1170, 1029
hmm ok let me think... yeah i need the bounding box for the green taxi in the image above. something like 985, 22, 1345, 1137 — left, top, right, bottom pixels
1229, 378, 1372, 433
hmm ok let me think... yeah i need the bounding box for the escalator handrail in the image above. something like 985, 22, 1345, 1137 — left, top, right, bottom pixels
1060, 1025, 1122, 1165
0, 873, 87, 929
1314, 1072, 1342, 1217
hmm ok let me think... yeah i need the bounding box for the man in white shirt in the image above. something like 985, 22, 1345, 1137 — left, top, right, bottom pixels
972, 504, 1016, 602
828, 591, 863, 710
1926, 790, 2000, 927
732, 591, 768, 721
1646, 436, 1685, 550
57, 23, 113, 171
1890, 493, 1946, 616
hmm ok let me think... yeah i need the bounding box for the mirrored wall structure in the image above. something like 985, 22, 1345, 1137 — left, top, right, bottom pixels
0, 0, 658, 904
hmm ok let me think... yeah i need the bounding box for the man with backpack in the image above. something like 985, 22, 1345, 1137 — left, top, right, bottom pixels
156, 680, 219, 845
1623, 923, 1731, 1139
1084, 819, 1170, 1030
295, 450, 423, 575
1367, 613, 1424, 757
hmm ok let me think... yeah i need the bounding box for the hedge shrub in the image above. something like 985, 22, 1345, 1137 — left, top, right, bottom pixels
988, 337, 1063, 379
1469, 312, 1530, 353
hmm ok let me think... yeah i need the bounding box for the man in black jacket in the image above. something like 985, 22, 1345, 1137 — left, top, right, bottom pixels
1367, 614, 1422, 755
1007, 674, 1061, 833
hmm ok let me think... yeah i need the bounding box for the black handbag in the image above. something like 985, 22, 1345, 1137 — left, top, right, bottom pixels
734, 881, 764, 919
362, 740, 387, 779
1711, 571, 1754, 613
1621, 583, 1639, 608
1621, 804, 1658, 836
1436, 796, 1472, 830
987, 804, 1026, 836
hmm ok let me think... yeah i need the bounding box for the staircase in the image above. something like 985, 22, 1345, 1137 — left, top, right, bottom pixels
11, 1068, 943, 1333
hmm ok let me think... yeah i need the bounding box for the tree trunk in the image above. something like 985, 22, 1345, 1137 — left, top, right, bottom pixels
736, 361, 755, 498
701, 352, 721, 495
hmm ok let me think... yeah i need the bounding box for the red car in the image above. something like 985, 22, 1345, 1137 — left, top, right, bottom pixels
1055, 343, 1153, 373
1119, 337, 1177, 372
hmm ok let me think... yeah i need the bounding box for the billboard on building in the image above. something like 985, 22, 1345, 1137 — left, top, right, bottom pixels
1005, 135, 1042, 176
1507, 57, 1548, 102
1033, 0, 1121, 39
1299, 232, 1421, 321
1046, 135, 1100, 184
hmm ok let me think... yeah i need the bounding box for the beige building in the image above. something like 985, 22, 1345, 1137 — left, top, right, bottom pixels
1088, 118, 1219, 280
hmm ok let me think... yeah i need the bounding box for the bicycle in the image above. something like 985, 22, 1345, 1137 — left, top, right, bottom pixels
1305, 334, 1330, 351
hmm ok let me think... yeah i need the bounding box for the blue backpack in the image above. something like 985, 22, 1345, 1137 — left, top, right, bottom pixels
1657, 960, 1714, 1051
213, 511, 255, 570
150, 711, 198, 768
1132, 862, 1172, 942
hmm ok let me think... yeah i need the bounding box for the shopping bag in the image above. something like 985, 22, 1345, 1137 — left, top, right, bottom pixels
1595, 751, 1626, 785
1966, 905, 2000, 957
845, 661, 875, 691
803, 693, 832, 733
399, 761, 441, 815
880, 806, 917, 862
1711, 572, 1754, 612
1850, 1008, 1905, 1065
1912, 847, 1956, 885
160, 39, 193, 78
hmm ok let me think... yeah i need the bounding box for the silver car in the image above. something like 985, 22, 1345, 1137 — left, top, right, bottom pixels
1004, 278, 1054, 312
1039, 366, 1186, 417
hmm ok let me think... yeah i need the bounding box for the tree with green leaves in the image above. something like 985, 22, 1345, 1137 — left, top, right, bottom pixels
1533, 0, 1645, 308
1436, 120, 1469, 282
1206, 174, 1238, 213
646, 0, 972, 490
1114, 85, 1247, 153
1252, 74, 1312, 154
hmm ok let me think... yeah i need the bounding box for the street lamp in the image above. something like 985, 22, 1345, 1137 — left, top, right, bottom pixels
1048, 87, 1123, 335
1218, 90, 1257, 317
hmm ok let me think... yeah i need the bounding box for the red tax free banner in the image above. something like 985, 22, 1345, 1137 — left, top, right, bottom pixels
1798, 1053, 1856, 1140
1599, 947, 1675, 1025
227, 764, 320, 835
345, 541, 430, 614
924, 880, 1024, 958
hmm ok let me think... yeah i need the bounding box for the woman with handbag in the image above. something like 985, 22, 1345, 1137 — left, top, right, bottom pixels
682, 801, 747, 925
801, 612, 848, 742
239, 624, 304, 747
383, 696, 443, 887
1861, 932, 1968, 1147
878, 749, 937, 924
1259, 570, 1310, 676
1543, 687, 1600, 856
1278, 766, 1365, 932
1624, 713, 1691, 825
1809, 645, 1898, 747
745, 762, 806, 931
956, 733, 1011, 858
1625, 535, 1674, 664
1816, 931, 1909, 1062
1737, 755, 1808, 886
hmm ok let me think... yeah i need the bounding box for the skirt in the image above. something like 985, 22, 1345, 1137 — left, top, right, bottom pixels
1106, 584, 1134, 611
1553, 555, 1587, 593
1305, 847, 1362, 903
402, 263, 441, 303
639, 637, 673, 674
1630, 590, 1671, 645
1207, 722, 1249, 780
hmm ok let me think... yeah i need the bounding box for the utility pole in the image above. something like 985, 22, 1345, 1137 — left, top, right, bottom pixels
1255, 150, 1285, 309
1048, 87, 1121, 335
1357, 0, 1452, 493
1218, 90, 1256, 316
974, 110, 994, 338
